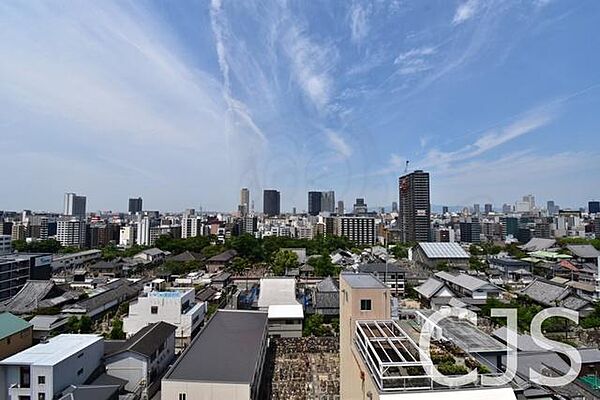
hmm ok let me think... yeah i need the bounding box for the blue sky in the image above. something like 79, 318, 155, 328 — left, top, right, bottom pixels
2, 0, 600, 213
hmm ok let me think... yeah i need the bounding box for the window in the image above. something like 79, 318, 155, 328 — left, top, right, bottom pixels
178, 393, 186, 400
151, 306, 158, 314
38, 376, 45, 385
38, 393, 45, 400
360, 299, 372, 311
19, 366, 30, 388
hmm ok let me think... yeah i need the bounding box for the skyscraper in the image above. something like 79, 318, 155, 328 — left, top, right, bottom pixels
589, 201, 600, 214
321, 191, 336, 213
353, 198, 368, 215
473, 204, 480, 216
484, 203, 493, 214
240, 188, 250, 215
128, 197, 143, 214
263, 190, 281, 216
392, 201, 398, 213
308, 191, 322, 216
64, 192, 86, 218
399, 170, 430, 243
337, 200, 345, 215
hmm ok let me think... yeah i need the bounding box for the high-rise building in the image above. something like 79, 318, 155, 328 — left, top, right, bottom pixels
181, 213, 201, 239
484, 203, 493, 214
240, 188, 250, 216
63, 192, 86, 218
353, 198, 368, 215
398, 170, 430, 243
336, 201, 345, 215
473, 204, 480, 216
589, 201, 600, 214
128, 197, 143, 214
263, 190, 281, 216
391, 201, 398, 213
320, 191, 335, 213
136, 216, 151, 246
308, 191, 322, 216
442, 206, 449, 215
502, 204, 513, 214
57, 217, 87, 248
460, 218, 481, 243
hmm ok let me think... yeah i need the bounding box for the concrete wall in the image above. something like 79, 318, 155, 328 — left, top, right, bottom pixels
161, 380, 250, 400
267, 319, 302, 338
106, 353, 146, 392
0, 328, 32, 361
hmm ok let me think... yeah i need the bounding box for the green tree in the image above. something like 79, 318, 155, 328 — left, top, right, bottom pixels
272, 250, 299, 276
78, 316, 93, 333
303, 314, 331, 336
108, 319, 125, 339
308, 254, 339, 277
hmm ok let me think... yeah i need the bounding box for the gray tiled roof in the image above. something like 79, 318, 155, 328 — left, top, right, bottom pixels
414, 277, 445, 299
316, 277, 338, 293
566, 245, 600, 259
105, 321, 176, 358
519, 279, 570, 306
520, 238, 556, 252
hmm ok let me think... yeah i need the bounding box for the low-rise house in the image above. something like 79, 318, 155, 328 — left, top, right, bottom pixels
133, 248, 167, 264
410, 242, 470, 270
29, 315, 70, 343
0, 313, 32, 360
414, 277, 455, 307
104, 322, 176, 399
520, 279, 594, 317
167, 251, 204, 263
0, 334, 103, 400
313, 277, 339, 317
161, 310, 268, 400
257, 278, 303, 338
205, 250, 237, 273
434, 271, 502, 300
210, 272, 231, 290
488, 258, 533, 281
123, 288, 206, 351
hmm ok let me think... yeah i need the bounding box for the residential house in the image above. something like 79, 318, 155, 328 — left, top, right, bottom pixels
313, 277, 339, 317
0, 313, 32, 360
257, 278, 303, 338
205, 250, 237, 273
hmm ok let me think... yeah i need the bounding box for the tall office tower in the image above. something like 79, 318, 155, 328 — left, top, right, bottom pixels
399, 170, 430, 243
547, 200, 557, 216
240, 188, 250, 215
63, 192, 86, 218
353, 198, 368, 215
308, 191, 322, 216
502, 203, 513, 213
320, 191, 336, 213
523, 194, 536, 210
589, 201, 600, 214
263, 190, 281, 216
128, 197, 143, 214
473, 204, 481, 216
459, 218, 481, 243
442, 206, 449, 215
56, 217, 87, 248
337, 201, 345, 215
484, 203, 493, 214
391, 201, 398, 213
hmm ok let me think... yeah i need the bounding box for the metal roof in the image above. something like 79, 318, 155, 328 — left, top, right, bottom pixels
257, 278, 299, 308
435, 271, 496, 292
267, 304, 304, 319
165, 310, 267, 384
0, 312, 31, 339
0, 334, 102, 366
417, 242, 470, 259
414, 278, 445, 299
520, 238, 556, 252
341, 272, 386, 289
105, 321, 176, 358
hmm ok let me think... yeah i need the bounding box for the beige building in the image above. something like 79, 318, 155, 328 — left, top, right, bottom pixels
0, 313, 32, 361
339, 273, 516, 400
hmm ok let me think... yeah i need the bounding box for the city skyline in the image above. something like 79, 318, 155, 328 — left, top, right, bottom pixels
2, 1, 600, 211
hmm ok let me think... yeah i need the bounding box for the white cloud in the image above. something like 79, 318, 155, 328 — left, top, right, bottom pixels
283, 25, 337, 109
350, 3, 370, 43
326, 130, 353, 158
394, 46, 437, 75
453, 0, 479, 25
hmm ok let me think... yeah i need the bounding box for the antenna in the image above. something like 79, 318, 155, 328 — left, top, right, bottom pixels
404, 160, 410, 173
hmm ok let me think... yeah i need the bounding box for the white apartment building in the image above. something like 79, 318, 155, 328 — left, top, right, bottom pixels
0, 334, 103, 400
119, 225, 136, 248
123, 288, 206, 350
136, 217, 151, 246
181, 215, 201, 239
56, 218, 86, 248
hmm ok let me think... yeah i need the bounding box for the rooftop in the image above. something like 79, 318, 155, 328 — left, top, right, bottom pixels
438, 318, 506, 353
257, 278, 300, 308
566, 244, 600, 259
165, 310, 268, 384
267, 304, 304, 319
0, 334, 102, 366
434, 271, 497, 292
105, 321, 176, 358
0, 312, 31, 339
341, 272, 386, 289
417, 242, 470, 259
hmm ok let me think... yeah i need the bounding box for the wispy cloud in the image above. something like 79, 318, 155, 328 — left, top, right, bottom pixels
394, 46, 437, 75
349, 3, 370, 43
453, 0, 479, 25
326, 130, 353, 158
